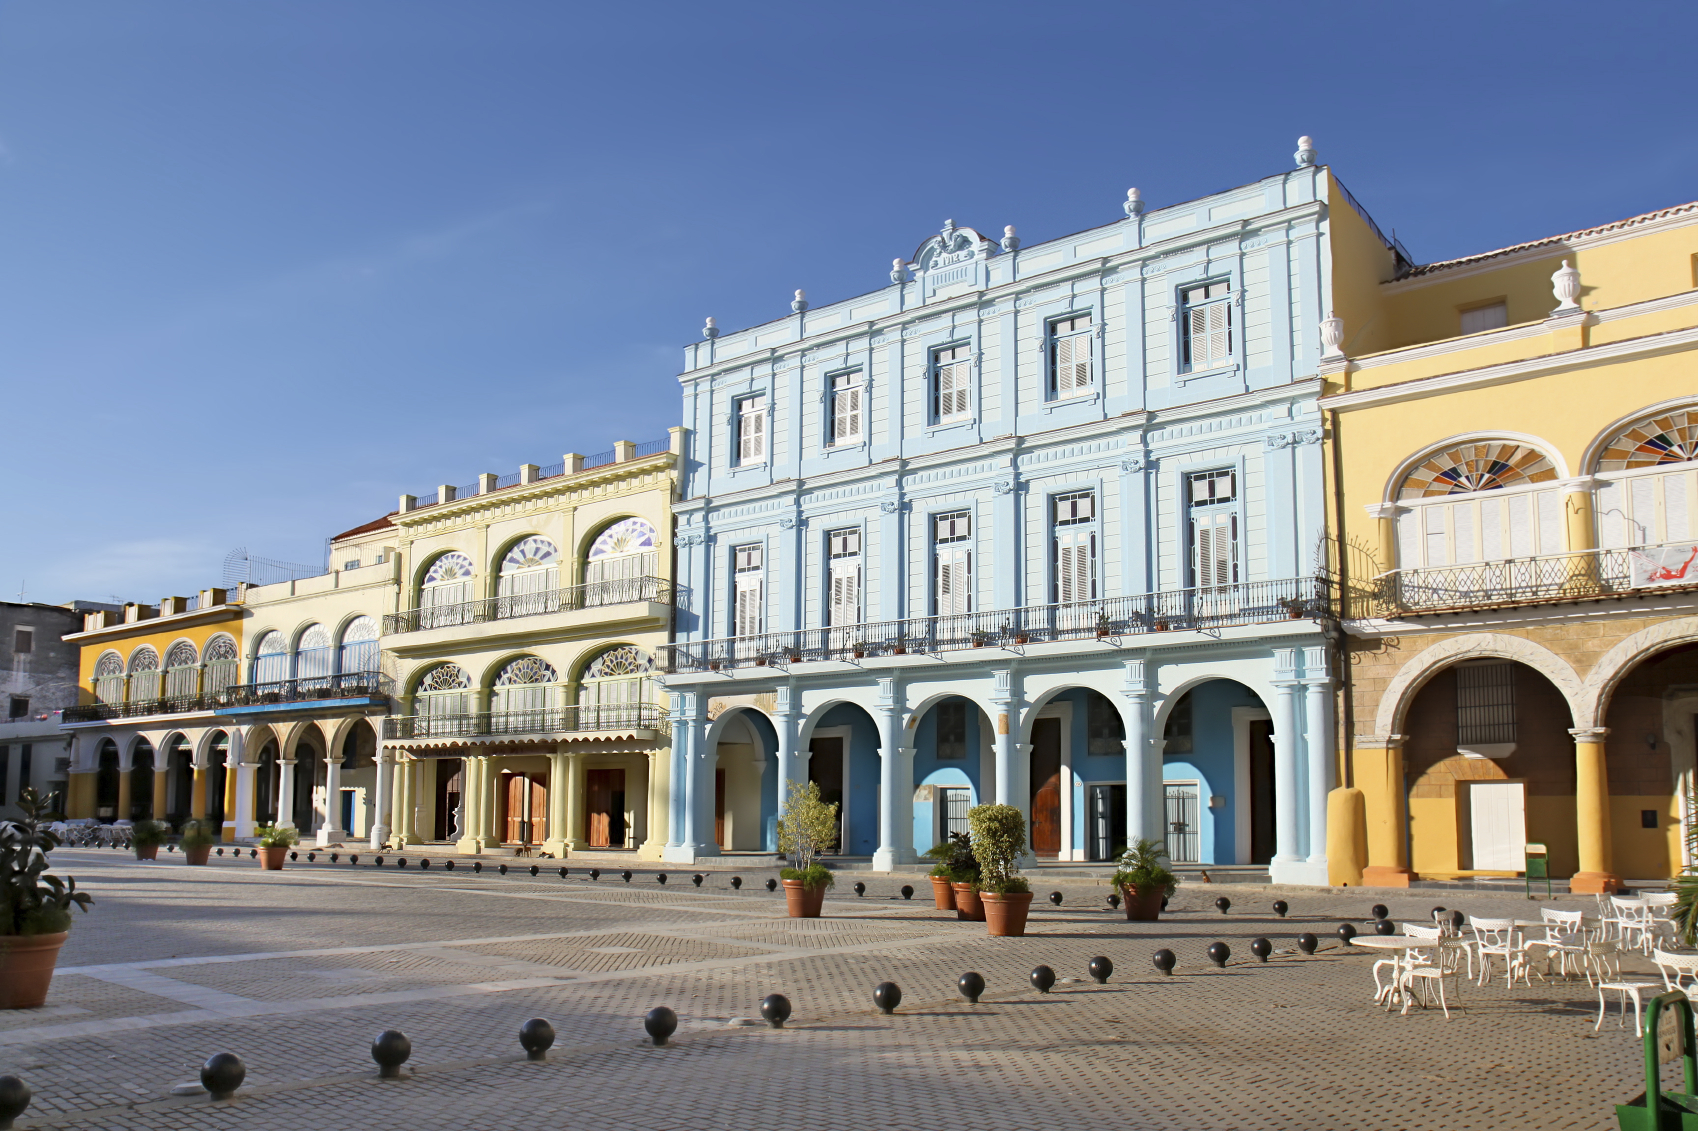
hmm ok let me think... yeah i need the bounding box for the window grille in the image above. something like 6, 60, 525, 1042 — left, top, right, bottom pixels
204, 636, 239, 693
941, 787, 972, 839
1457, 661, 1517, 745
127, 646, 161, 702
827, 528, 861, 627
931, 344, 972, 422
733, 544, 764, 637
829, 371, 863, 445
1049, 313, 1092, 396
339, 617, 378, 675
1181, 281, 1233, 370
497, 536, 559, 617
295, 624, 334, 686
737, 395, 767, 464
1165, 781, 1200, 864
933, 511, 972, 615
93, 651, 125, 704
585, 518, 659, 601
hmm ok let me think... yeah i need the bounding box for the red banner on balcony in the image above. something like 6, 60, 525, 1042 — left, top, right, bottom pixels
1630, 544, 1698, 588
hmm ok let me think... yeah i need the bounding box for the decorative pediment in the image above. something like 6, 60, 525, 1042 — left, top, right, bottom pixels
908, 219, 997, 274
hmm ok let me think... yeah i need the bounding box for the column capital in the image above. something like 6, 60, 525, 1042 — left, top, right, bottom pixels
1569, 727, 1611, 742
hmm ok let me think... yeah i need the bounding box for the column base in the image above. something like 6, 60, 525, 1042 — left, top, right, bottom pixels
871, 847, 917, 872
662, 843, 721, 864
1359, 865, 1414, 888
1267, 859, 1330, 886
636, 840, 666, 861
1569, 870, 1623, 895
316, 827, 347, 847
369, 824, 391, 850
221, 824, 237, 843
455, 836, 484, 855
540, 838, 568, 859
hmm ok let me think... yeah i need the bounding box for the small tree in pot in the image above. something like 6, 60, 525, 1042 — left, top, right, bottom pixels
968, 804, 1032, 937
1111, 838, 1177, 921
923, 831, 979, 912
130, 819, 168, 861
178, 820, 215, 866
255, 824, 299, 871
776, 779, 837, 918
1, 788, 94, 1008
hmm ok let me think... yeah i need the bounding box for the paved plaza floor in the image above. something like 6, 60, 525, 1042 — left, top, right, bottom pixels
0, 849, 1674, 1129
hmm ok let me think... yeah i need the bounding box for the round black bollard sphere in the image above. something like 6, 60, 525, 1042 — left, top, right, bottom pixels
529, 864, 538, 877
1048, 891, 1063, 907
1161, 896, 1169, 911
289, 851, 297, 861
498, 864, 508, 876
900, 884, 914, 900
622, 870, 633, 883
1337, 922, 1358, 945
765, 878, 778, 892
374, 856, 384, 867
1374, 919, 1396, 936
657, 873, 667, 885
1030, 964, 1056, 993
349, 854, 359, 865
559, 867, 568, 878
854, 881, 866, 897
1107, 892, 1121, 909
218, 848, 226, 857
1297, 932, 1318, 955
371, 1029, 412, 1079
1152, 949, 1177, 976
397, 858, 406, 869
0, 1073, 30, 1127
589, 868, 600, 880
1431, 906, 1447, 920
1089, 956, 1113, 984
1207, 942, 1231, 968
1250, 937, 1272, 963
307, 852, 316, 862
472, 861, 482, 874
444, 859, 455, 871
873, 981, 902, 1014
644, 1006, 678, 1047
759, 993, 791, 1029
519, 1018, 555, 1062
1272, 899, 1288, 918
250, 848, 258, 859
958, 971, 986, 1003
200, 1052, 245, 1101
692, 874, 703, 887
1215, 896, 1231, 914
1451, 910, 1466, 932
1370, 903, 1389, 922
328, 851, 336, 862
731, 875, 742, 890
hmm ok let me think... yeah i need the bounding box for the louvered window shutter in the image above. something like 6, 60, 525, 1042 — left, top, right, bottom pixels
1192, 513, 1237, 588
935, 547, 970, 615
734, 573, 763, 637
830, 562, 860, 626
1055, 334, 1090, 393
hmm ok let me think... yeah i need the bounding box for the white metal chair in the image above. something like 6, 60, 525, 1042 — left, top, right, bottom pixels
1530, 908, 1588, 979
1400, 929, 1467, 1019
1370, 924, 1439, 1007
1596, 965, 1664, 1036
1470, 917, 1535, 989
1610, 897, 1653, 953
1653, 949, 1698, 994
1642, 893, 1680, 953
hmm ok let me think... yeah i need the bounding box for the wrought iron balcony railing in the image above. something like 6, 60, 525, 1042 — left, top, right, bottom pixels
383, 702, 670, 741
62, 672, 394, 723
383, 575, 677, 635
661, 576, 1328, 675
1365, 540, 1698, 617
63, 695, 223, 723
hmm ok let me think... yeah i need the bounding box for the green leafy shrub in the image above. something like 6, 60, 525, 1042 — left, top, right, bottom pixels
1110, 837, 1178, 898
255, 824, 299, 849
967, 804, 1026, 894
1, 789, 94, 936
779, 863, 836, 890
177, 820, 215, 849
130, 819, 169, 848
924, 831, 980, 882
776, 779, 838, 878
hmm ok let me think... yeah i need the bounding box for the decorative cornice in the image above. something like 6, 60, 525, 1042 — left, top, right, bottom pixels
391, 453, 675, 530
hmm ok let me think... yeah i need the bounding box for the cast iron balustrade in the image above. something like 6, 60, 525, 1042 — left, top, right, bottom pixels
383, 575, 676, 635
1367, 540, 1698, 617
220, 671, 393, 707
660, 575, 1327, 674
63, 694, 221, 722
383, 702, 669, 741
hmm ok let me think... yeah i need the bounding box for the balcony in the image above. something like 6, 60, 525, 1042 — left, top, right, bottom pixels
1366, 540, 1698, 617
62, 673, 393, 724
661, 576, 1327, 675
383, 703, 670, 742
382, 576, 677, 636
63, 695, 224, 723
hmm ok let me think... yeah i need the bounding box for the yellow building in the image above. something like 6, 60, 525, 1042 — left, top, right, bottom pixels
1321, 200, 1698, 891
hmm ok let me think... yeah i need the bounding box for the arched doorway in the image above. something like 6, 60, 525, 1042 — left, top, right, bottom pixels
1600, 641, 1698, 880
434, 758, 463, 842
255, 742, 279, 826
803, 704, 878, 857
1158, 680, 1272, 866
709, 708, 778, 851
911, 695, 991, 855
129, 739, 155, 822
95, 739, 120, 822
205, 732, 229, 828
293, 739, 322, 832
164, 735, 192, 821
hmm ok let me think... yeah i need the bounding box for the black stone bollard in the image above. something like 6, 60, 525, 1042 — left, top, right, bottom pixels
1161, 896, 1169, 911
1207, 942, 1231, 968
1451, 910, 1466, 932
519, 1018, 555, 1062
421, 859, 430, 869
731, 875, 742, 889
529, 865, 539, 877
1272, 899, 1288, 918
559, 867, 569, 878
900, 884, 914, 900
693, 874, 704, 887
1049, 891, 1063, 906
1337, 923, 1358, 945
200, 1053, 245, 1101
765, 878, 778, 892
1030, 965, 1056, 993
472, 861, 481, 874
1297, 933, 1318, 955
1251, 938, 1272, 963
1107, 892, 1121, 909
957, 972, 986, 1004
1431, 906, 1447, 920
657, 873, 667, 884
1089, 956, 1113, 984
218, 848, 226, 857
1370, 903, 1389, 922
249, 849, 257, 859
1152, 949, 1176, 976
873, 981, 901, 1014
622, 870, 633, 883
397, 858, 407, 868
645, 1006, 678, 1046
0, 1074, 31, 1129
498, 864, 508, 876
760, 993, 791, 1029
854, 882, 866, 897
328, 852, 336, 862
374, 856, 384, 867
349, 854, 359, 866
589, 868, 600, 880
444, 859, 455, 871
307, 852, 316, 862
1374, 919, 1396, 936
371, 1030, 411, 1079
289, 851, 297, 861
1215, 896, 1231, 914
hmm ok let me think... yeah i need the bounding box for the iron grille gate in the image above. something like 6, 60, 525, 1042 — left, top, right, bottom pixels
1165, 782, 1200, 864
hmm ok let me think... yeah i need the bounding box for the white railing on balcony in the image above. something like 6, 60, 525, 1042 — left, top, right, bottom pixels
384, 575, 677, 634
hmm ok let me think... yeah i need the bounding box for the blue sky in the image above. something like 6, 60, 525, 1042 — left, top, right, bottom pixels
3, 2, 1695, 605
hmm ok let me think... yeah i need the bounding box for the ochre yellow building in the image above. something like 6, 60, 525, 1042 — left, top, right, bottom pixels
1321, 201, 1698, 891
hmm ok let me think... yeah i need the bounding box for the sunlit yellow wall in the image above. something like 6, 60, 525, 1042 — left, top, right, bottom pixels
1323, 173, 1400, 359
73, 615, 244, 702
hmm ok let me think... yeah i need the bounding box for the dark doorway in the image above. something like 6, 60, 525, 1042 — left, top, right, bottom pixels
1249, 719, 1276, 865
293, 746, 319, 832
587, 768, 626, 848
1030, 717, 1062, 857
1087, 783, 1126, 861
808, 736, 845, 853
129, 741, 155, 821
205, 737, 228, 827
435, 758, 463, 841
166, 739, 193, 821
255, 744, 278, 827
96, 739, 120, 821
714, 768, 726, 848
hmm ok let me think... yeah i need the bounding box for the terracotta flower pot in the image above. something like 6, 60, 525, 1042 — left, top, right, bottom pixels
258, 846, 289, 871
183, 845, 211, 866
0, 931, 68, 1010
981, 890, 1035, 937
782, 878, 827, 918
930, 876, 957, 911
1120, 885, 1165, 921
134, 844, 159, 861
951, 882, 985, 922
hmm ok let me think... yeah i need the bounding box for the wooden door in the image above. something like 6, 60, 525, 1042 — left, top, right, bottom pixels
1030, 717, 1061, 857
1249, 719, 1276, 865
503, 773, 525, 844
715, 768, 726, 848
586, 769, 623, 848
808, 737, 844, 853
528, 773, 548, 845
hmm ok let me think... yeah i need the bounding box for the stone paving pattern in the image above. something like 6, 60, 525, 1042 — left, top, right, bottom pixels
0, 848, 1682, 1129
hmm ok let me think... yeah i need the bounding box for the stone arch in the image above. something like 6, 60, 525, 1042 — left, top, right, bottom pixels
704, 704, 777, 751
1580, 616, 1698, 730
1374, 632, 1584, 736
902, 689, 999, 752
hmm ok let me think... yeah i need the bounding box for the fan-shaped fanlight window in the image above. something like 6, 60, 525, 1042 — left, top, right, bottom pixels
339, 616, 378, 675
493, 655, 559, 716
163, 640, 199, 699
1397, 442, 1557, 499
93, 651, 125, 704
204, 635, 239, 694
497, 537, 559, 617
1596, 410, 1698, 471
585, 518, 658, 601
415, 663, 470, 733
580, 645, 654, 714
420, 552, 475, 627
296, 624, 334, 685
254, 631, 289, 686
128, 646, 161, 701
1594, 408, 1698, 550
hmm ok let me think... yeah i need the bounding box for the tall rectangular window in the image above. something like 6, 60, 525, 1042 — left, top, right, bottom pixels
1049, 313, 1093, 397
827, 529, 862, 627
935, 700, 968, 760
1457, 661, 1517, 744
1189, 470, 1238, 589
8, 697, 27, 720
736, 394, 767, 465
931, 344, 972, 423
933, 511, 972, 615
12, 628, 32, 654
732, 544, 764, 637
1181, 281, 1233, 370
1052, 491, 1097, 603
828, 371, 862, 446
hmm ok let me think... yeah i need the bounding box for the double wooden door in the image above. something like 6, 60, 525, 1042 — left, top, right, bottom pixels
586, 768, 626, 848
502, 772, 548, 845
1030, 717, 1062, 857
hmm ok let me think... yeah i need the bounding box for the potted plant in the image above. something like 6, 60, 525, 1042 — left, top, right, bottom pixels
178, 820, 215, 865
923, 831, 978, 911
255, 824, 299, 870
970, 630, 990, 648
131, 819, 168, 861
850, 641, 867, 659
1111, 837, 1177, 921
1, 788, 94, 1008
1095, 611, 1114, 639
776, 779, 837, 918
969, 804, 1032, 937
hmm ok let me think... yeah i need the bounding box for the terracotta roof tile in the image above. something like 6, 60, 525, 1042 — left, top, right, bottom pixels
1398, 201, 1698, 280
329, 513, 395, 543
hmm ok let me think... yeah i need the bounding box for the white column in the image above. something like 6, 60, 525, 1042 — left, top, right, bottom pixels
991, 668, 1018, 806
1120, 658, 1154, 852
663, 691, 695, 853
640, 748, 667, 856
455, 751, 482, 853
1300, 644, 1336, 885
230, 729, 257, 838
370, 744, 394, 849
772, 685, 797, 823
872, 682, 912, 871
277, 758, 297, 829
318, 753, 345, 845
1268, 649, 1304, 879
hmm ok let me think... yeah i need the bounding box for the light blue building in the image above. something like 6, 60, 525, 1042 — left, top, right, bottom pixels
661, 140, 1373, 884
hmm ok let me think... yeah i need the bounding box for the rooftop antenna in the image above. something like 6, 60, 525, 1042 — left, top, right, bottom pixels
15, 579, 23, 603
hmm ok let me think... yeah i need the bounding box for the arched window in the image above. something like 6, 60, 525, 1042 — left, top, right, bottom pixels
296, 624, 334, 687
415, 663, 470, 735
128, 646, 161, 702
493, 656, 558, 723
585, 518, 658, 604
163, 640, 199, 699
580, 645, 654, 722
497, 537, 559, 618
1594, 408, 1698, 550
339, 617, 378, 676
420, 552, 475, 628
93, 651, 125, 704
1393, 441, 1563, 570
253, 631, 289, 687
204, 635, 239, 694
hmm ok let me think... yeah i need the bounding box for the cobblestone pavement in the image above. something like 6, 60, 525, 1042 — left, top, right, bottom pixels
0, 848, 1678, 1129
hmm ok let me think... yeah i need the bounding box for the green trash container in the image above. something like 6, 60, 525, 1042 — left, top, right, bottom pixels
1525, 842, 1551, 900
1617, 990, 1698, 1129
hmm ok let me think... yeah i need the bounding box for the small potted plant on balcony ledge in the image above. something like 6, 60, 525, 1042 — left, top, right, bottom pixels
178, 820, 214, 865
1112, 837, 1177, 921
850, 641, 868, 659
1095, 611, 1115, 639
131, 819, 167, 861
255, 824, 299, 870
1, 788, 94, 1009
776, 779, 838, 918
924, 831, 978, 911
969, 804, 1032, 937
